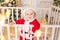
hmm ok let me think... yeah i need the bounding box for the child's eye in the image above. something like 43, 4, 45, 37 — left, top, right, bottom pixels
31, 14, 32, 15
31, 13, 33, 15
26, 13, 29, 15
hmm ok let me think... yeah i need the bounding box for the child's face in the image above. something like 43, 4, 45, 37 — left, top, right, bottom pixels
25, 9, 35, 21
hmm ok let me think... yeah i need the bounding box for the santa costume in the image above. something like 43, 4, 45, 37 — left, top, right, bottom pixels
15, 18, 40, 40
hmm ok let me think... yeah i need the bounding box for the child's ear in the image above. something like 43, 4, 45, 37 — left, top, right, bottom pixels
34, 13, 36, 17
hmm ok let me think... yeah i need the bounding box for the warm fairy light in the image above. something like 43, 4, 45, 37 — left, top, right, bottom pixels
5, 0, 9, 3
40, 18, 47, 24
6, 9, 11, 18
0, 14, 5, 25
34, 30, 42, 37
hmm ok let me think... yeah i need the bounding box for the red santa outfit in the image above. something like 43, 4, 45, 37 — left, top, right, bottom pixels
15, 18, 40, 40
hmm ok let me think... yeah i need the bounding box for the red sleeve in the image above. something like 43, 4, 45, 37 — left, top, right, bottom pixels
15, 18, 25, 24
32, 20, 40, 33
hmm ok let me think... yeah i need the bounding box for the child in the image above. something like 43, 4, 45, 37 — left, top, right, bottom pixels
15, 8, 40, 40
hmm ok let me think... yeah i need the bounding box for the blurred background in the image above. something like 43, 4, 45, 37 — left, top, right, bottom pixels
0, 0, 60, 40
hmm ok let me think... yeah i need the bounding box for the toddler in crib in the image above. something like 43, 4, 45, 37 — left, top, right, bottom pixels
14, 8, 40, 40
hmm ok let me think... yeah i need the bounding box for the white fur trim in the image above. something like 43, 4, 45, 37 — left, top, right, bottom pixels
21, 8, 37, 18
23, 18, 35, 38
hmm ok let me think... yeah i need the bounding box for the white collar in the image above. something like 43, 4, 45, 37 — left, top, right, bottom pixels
24, 18, 36, 22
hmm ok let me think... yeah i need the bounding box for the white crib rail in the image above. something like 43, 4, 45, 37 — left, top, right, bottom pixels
0, 24, 34, 40
0, 7, 60, 40
0, 24, 60, 40
41, 25, 60, 40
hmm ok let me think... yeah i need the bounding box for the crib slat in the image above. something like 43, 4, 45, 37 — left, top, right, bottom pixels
7, 26, 10, 40
44, 27, 48, 40
51, 28, 55, 40
7, 8, 11, 40
16, 8, 18, 20
23, 26, 25, 40
0, 26, 3, 40
15, 26, 18, 40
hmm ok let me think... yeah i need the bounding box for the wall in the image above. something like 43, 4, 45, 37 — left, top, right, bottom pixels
20, 0, 53, 20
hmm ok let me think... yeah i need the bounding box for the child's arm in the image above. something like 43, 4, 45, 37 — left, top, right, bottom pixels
15, 18, 25, 24
32, 20, 40, 33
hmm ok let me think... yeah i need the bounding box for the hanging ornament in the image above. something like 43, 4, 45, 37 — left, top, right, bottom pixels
8, 2, 12, 7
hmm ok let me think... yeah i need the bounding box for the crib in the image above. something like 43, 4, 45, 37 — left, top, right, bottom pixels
0, 7, 60, 40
